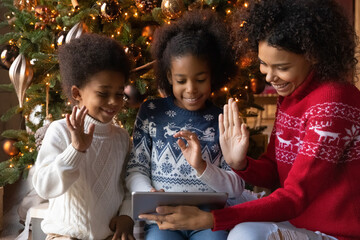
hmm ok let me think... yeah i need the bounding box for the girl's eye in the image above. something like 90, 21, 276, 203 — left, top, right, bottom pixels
116, 93, 125, 98
97, 92, 108, 97
176, 80, 186, 84
197, 79, 206, 83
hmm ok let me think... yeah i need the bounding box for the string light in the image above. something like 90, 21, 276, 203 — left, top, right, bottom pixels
244, 2, 249, 7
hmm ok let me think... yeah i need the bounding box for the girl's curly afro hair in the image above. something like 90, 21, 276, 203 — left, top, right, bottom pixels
151, 9, 238, 96
58, 33, 131, 103
233, 0, 358, 83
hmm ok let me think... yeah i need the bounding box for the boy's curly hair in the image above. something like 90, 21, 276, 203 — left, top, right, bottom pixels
151, 9, 238, 96
234, 0, 358, 83
58, 33, 131, 103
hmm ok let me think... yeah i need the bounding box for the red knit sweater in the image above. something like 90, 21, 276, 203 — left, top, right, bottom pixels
212, 73, 360, 240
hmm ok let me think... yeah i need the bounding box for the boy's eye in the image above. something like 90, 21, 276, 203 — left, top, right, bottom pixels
277, 66, 289, 71
116, 93, 125, 98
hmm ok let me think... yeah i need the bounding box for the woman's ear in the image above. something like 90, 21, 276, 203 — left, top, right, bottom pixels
71, 85, 82, 102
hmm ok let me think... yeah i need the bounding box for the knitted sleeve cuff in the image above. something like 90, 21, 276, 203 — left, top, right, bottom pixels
61, 144, 85, 169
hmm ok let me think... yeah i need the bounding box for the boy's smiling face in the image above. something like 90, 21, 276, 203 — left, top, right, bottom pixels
72, 70, 125, 123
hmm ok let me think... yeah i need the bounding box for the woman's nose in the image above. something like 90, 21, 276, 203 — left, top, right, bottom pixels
265, 69, 275, 83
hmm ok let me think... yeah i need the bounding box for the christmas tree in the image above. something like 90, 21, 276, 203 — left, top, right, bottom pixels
0, 0, 266, 186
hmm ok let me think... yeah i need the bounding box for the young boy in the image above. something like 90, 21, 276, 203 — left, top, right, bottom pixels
32, 34, 135, 240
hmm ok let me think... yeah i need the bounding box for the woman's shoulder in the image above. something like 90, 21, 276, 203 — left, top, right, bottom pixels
310, 81, 360, 106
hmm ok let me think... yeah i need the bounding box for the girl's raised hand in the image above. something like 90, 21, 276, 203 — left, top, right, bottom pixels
66, 106, 95, 152
219, 98, 249, 170
174, 130, 206, 175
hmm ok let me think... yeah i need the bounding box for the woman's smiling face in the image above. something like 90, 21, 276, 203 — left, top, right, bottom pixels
258, 41, 312, 97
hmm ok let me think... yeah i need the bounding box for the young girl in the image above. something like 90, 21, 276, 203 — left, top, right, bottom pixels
139, 0, 360, 239
126, 9, 243, 240
32, 34, 135, 240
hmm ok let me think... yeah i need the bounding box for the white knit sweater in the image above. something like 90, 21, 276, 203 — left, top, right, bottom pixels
32, 115, 131, 240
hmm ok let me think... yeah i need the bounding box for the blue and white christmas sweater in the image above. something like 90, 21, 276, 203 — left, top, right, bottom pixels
126, 96, 244, 198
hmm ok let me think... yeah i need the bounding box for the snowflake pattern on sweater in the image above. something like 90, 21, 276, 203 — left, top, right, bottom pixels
126, 97, 234, 193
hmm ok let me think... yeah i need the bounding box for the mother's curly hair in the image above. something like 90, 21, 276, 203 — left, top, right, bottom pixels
233, 0, 358, 83
58, 33, 131, 103
151, 9, 238, 96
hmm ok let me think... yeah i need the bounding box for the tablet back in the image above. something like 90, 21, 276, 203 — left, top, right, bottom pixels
132, 191, 228, 220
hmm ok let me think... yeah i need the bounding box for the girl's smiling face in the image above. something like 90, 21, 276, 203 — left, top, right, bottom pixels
168, 54, 212, 111
258, 41, 313, 97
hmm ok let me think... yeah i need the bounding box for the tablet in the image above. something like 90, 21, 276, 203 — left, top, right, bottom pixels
132, 191, 228, 220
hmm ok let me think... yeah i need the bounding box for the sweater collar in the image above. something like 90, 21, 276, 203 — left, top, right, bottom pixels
166, 96, 216, 116
279, 70, 319, 102
84, 114, 112, 135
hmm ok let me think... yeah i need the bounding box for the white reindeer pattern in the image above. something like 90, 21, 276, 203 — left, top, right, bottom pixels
276, 131, 293, 150
309, 121, 340, 144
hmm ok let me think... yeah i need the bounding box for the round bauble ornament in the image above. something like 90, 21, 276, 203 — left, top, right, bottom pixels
100, 0, 121, 21
65, 22, 87, 44
2, 139, 19, 156
14, 0, 37, 11
161, 0, 185, 19
124, 44, 142, 65
9, 54, 34, 108
124, 84, 145, 108
135, 0, 158, 13
250, 77, 266, 94
55, 31, 68, 48
0, 45, 19, 70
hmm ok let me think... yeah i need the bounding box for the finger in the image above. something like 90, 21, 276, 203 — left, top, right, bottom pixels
71, 106, 78, 127
156, 206, 178, 215
121, 233, 127, 240
150, 188, 156, 192
138, 213, 165, 221
80, 108, 88, 127
223, 103, 229, 130
219, 114, 224, 136
112, 232, 119, 240
76, 106, 86, 125
128, 234, 135, 240
232, 101, 242, 130
66, 114, 75, 131
173, 130, 192, 139
177, 139, 186, 152
228, 98, 234, 128
241, 123, 250, 141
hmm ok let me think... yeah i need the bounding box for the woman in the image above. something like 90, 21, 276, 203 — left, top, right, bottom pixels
139, 0, 360, 239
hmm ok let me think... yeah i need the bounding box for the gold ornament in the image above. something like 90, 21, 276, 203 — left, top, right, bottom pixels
161, 0, 185, 19
135, 0, 158, 13
65, 22, 87, 44
9, 54, 33, 108
13, 0, 37, 11
100, 0, 121, 21
2, 139, 19, 156
0, 45, 19, 70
